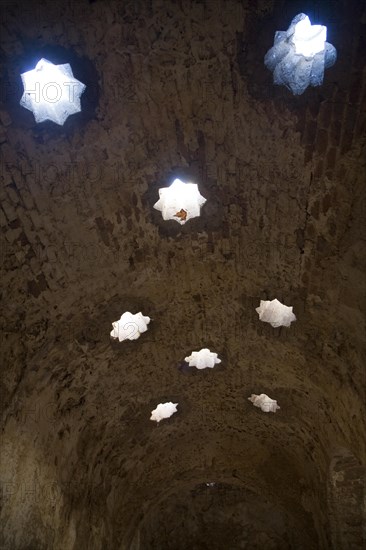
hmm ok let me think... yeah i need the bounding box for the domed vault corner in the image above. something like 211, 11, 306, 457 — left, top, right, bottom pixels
0, 0, 365, 549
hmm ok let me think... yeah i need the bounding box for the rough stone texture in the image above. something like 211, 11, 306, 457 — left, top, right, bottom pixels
328, 449, 366, 550
0, 0, 365, 549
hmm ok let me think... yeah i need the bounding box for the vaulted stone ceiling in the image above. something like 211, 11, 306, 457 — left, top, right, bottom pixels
1, 0, 365, 548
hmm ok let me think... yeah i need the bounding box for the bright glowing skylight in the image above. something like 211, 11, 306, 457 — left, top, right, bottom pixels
153, 178, 206, 225
20, 58, 86, 125
110, 312, 150, 342
185, 348, 221, 370
255, 299, 296, 328
150, 402, 178, 423
248, 393, 280, 413
264, 13, 336, 95
292, 16, 326, 57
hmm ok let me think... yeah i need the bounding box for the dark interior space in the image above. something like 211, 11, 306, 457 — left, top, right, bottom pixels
1, 0, 365, 548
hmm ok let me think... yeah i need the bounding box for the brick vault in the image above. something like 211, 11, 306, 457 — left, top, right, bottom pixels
0, 0, 365, 548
